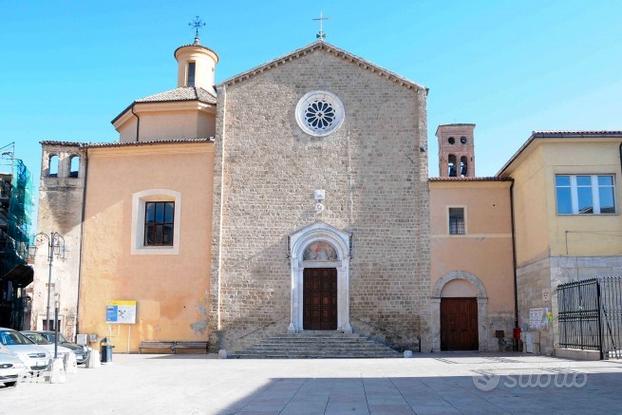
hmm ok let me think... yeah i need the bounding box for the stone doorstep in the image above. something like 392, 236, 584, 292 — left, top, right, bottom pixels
231, 332, 401, 359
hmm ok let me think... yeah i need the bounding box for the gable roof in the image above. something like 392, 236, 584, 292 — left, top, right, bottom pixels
220, 40, 427, 92
497, 130, 622, 176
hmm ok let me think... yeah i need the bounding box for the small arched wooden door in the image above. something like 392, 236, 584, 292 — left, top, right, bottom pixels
440, 297, 478, 350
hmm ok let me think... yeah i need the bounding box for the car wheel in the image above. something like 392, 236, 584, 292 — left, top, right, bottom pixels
5, 381, 18, 388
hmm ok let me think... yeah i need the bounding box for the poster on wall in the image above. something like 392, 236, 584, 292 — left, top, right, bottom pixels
529, 307, 546, 329
105, 300, 137, 324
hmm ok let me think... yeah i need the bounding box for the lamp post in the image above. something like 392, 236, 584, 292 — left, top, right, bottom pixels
33, 232, 65, 331
54, 293, 60, 358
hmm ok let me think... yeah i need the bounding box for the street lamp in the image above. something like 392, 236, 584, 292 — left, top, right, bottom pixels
54, 293, 60, 358
32, 232, 65, 331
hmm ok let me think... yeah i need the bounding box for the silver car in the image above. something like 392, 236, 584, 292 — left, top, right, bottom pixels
0, 345, 26, 387
0, 328, 51, 374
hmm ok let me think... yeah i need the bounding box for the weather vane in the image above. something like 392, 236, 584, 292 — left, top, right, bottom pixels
313, 11, 329, 40
188, 16, 206, 42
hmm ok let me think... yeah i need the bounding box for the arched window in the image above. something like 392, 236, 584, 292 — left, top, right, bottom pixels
448, 137, 455, 145
303, 241, 338, 261
460, 136, 468, 144
460, 156, 468, 176
69, 155, 80, 178
447, 154, 457, 177
48, 155, 59, 177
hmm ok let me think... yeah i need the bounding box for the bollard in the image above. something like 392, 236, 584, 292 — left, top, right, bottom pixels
64, 352, 78, 374
48, 357, 66, 384
87, 349, 100, 368
218, 349, 227, 359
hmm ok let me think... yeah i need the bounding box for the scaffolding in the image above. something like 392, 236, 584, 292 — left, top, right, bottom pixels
0, 142, 33, 329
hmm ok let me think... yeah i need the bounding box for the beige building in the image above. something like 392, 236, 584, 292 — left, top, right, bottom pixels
498, 131, 622, 355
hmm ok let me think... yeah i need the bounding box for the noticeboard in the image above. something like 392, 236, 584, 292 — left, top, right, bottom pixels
105, 300, 137, 324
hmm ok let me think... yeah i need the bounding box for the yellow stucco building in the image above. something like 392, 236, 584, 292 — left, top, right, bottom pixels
498, 131, 622, 355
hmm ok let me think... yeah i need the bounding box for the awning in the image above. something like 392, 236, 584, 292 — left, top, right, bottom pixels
0, 264, 34, 287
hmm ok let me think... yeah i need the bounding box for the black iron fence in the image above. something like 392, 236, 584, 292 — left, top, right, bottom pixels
600, 277, 622, 359
556, 276, 622, 359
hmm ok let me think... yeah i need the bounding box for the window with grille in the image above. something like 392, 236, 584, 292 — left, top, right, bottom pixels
448, 207, 465, 235
144, 202, 175, 246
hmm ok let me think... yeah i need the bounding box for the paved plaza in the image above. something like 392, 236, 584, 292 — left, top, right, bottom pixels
2, 353, 622, 415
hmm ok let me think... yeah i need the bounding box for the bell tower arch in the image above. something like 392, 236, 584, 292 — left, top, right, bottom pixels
436, 123, 476, 177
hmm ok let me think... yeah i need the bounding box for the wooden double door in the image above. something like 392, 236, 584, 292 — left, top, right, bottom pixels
303, 268, 337, 330
440, 297, 479, 351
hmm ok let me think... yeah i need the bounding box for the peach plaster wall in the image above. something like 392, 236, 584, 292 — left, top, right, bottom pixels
78, 142, 214, 352
429, 181, 515, 351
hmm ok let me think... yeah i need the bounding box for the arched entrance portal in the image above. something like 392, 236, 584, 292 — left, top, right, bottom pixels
431, 271, 489, 351
288, 222, 352, 333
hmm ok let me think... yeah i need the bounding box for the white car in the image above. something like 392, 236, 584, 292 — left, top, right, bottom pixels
0, 345, 26, 387
21, 331, 74, 361
0, 328, 51, 374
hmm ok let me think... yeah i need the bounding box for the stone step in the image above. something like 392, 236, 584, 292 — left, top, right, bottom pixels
231, 331, 400, 359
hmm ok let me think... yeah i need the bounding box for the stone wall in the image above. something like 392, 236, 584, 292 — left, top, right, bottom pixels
30, 143, 86, 340
518, 255, 622, 355
210, 46, 431, 352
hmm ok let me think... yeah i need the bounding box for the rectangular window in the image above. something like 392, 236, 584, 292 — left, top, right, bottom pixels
144, 201, 175, 246
555, 174, 616, 215
187, 62, 196, 87
448, 207, 465, 235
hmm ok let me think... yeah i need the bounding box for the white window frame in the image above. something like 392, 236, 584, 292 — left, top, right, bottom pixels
131, 189, 181, 255
555, 174, 616, 215
447, 206, 467, 236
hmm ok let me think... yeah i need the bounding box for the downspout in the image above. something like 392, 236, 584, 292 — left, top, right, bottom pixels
509, 179, 519, 330
130, 103, 140, 142
74, 148, 88, 337
619, 143, 622, 176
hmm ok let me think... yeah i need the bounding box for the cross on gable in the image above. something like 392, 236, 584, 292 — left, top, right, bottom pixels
312, 11, 329, 40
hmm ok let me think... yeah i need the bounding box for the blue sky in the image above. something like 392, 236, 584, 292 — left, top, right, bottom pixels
1, 0, 621, 220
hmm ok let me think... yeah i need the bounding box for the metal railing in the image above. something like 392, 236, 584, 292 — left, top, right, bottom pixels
557, 276, 622, 359
557, 278, 602, 355
599, 276, 622, 359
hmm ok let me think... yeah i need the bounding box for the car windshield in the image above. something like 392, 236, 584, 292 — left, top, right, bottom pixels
23, 332, 51, 345
0, 330, 35, 345
44, 333, 68, 343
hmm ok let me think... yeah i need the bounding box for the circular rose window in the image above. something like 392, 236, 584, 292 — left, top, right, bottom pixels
295, 91, 345, 137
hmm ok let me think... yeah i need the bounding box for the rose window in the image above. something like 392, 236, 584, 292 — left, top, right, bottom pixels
295, 91, 345, 137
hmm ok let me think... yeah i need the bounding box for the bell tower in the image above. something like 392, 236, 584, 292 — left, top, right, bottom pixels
436, 123, 476, 177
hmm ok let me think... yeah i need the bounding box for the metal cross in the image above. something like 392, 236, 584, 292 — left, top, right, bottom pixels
188, 16, 206, 39
313, 11, 329, 40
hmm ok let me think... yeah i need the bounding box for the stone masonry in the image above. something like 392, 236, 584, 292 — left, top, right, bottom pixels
209, 43, 431, 352
518, 255, 622, 355
30, 143, 86, 340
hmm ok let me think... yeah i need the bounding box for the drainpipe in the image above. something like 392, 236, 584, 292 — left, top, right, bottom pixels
509, 179, 520, 332
130, 104, 140, 142
619, 143, 622, 176
74, 148, 88, 337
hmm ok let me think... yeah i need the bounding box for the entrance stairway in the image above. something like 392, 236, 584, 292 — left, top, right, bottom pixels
230, 331, 401, 359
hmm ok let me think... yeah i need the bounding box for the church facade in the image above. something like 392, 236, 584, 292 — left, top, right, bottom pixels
30, 38, 433, 353
209, 41, 431, 351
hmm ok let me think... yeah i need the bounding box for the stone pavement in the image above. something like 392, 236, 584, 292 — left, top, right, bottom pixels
1, 353, 622, 415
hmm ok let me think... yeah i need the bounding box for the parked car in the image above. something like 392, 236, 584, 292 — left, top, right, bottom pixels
0, 328, 50, 374
22, 331, 90, 365
20, 331, 73, 361
0, 344, 26, 387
